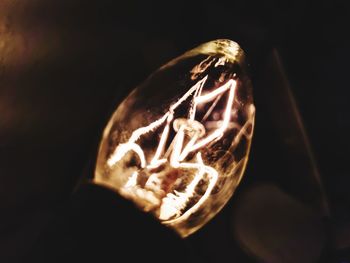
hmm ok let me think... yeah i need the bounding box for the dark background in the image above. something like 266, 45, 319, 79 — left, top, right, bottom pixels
1, 0, 350, 262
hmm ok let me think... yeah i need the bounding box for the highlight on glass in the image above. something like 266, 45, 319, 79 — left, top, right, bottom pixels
94, 39, 255, 237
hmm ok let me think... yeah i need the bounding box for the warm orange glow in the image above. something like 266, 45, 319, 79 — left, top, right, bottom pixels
95, 39, 255, 237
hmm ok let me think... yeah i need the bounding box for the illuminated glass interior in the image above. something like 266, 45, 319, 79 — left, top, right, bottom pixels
95, 39, 255, 237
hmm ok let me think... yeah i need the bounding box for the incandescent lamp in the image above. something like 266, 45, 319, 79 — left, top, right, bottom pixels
94, 39, 255, 237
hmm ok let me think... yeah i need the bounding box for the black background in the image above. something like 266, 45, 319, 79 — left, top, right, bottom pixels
1, 0, 350, 262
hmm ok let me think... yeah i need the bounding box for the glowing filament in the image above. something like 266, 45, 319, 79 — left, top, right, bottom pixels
107, 76, 237, 223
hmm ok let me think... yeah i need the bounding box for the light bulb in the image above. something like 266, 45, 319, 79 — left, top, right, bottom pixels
94, 39, 255, 237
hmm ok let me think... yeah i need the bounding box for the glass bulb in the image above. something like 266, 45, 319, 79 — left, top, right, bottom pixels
94, 39, 255, 237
